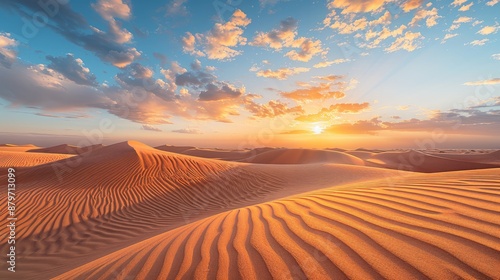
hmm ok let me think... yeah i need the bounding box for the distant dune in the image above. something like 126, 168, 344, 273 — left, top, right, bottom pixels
366, 150, 499, 172
242, 149, 366, 165
428, 150, 500, 165
0, 141, 499, 279
28, 144, 104, 155
0, 144, 40, 152
0, 150, 72, 168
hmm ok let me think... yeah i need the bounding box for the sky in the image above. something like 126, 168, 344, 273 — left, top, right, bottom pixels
0, 0, 499, 149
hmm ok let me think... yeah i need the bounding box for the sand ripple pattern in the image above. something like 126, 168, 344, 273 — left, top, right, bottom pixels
56, 168, 500, 280
0, 142, 284, 278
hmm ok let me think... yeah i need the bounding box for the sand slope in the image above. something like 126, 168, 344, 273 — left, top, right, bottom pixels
0, 141, 410, 279
0, 150, 72, 168
243, 149, 365, 165
366, 150, 499, 172
55, 168, 500, 280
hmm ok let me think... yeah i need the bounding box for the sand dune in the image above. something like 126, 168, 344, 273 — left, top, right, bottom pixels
428, 150, 500, 165
55, 168, 500, 280
27, 144, 104, 155
0, 141, 410, 279
0, 144, 39, 152
366, 150, 499, 172
155, 145, 274, 161
1, 141, 499, 279
0, 150, 72, 168
243, 148, 366, 165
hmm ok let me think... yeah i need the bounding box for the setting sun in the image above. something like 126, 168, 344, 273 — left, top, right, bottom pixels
313, 125, 324, 134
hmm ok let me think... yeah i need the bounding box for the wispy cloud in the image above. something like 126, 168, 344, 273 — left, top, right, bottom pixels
256, 67, 309, 80
468, 39, 489, 46
464, 78, 500, 86
142, 124, 162, 132
313, 59, 350, 68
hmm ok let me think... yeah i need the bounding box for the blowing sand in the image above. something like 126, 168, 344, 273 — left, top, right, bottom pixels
0, 141, 498, 279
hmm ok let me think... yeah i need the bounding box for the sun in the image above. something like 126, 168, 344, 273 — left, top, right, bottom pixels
312, 125, 324, 134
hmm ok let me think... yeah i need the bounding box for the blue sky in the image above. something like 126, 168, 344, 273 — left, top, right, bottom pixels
0, 0, 499, 148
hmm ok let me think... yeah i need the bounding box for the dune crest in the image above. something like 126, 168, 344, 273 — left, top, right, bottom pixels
243, 148, 365, 165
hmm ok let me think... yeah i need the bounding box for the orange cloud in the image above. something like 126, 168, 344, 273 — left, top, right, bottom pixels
285, 38, 324, 62
409, 8, 440, 27
385, 31, 423, 52
181, 10, 251, 60
280, 83, 345, 102
295, 102, 370, 122
464, 78, 500, 86
401, 0, 423, 12
328, 0, 391, 13
256, 67, 310, 80
313, 59, 350, 68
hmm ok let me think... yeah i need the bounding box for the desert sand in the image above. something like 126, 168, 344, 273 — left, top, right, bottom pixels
0, 141, 499, 279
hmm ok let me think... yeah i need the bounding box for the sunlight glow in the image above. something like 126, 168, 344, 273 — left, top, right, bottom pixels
313, 125, 324, 134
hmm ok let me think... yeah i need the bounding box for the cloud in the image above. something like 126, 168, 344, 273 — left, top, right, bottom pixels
486, 0, 499, 6
251, 17, 298, 49
153, 52, 168, 66
182, 10, 250, 60
285, 38, 323, 62
385, 31, 423, 52
0, 33, 17, 68
243, 95, 304, 118
398, 105, 410, 110
256, 67, 309, 80
477, 25, 499, 35
451, 0, 467, 6
463, 78, 500, 86
172, 128, 202, 134
295, 102, 370, 122
0, 62, 111, 111
91, 0, 133, 44
142, 124, 162, 132
401, 0, 423, 12
458, 2, 473, 11
327, 0, 391, 13
116, 63, 177, 101
441, 33, 458, 43
313, 59, 350, 68
280, 83, 345, 102
2, 0, 140, 68
450, 16, 472, 30
409, 8, 440, 27
492, 54, 500, 60
468, 39, 489, 46
314, 75, 344, 81
319, 108, 500, 135
325, 117, 382, 134
181, 32, 205, 57
258, 0, 287, 7
175, 69, 216, 87
165, 0, 188, 16
251, 17, 324, 62
46, 54, 97, 86
198, 83, 245, 101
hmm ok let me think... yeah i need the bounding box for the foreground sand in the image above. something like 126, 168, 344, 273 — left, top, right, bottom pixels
0, 142, 499, 279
